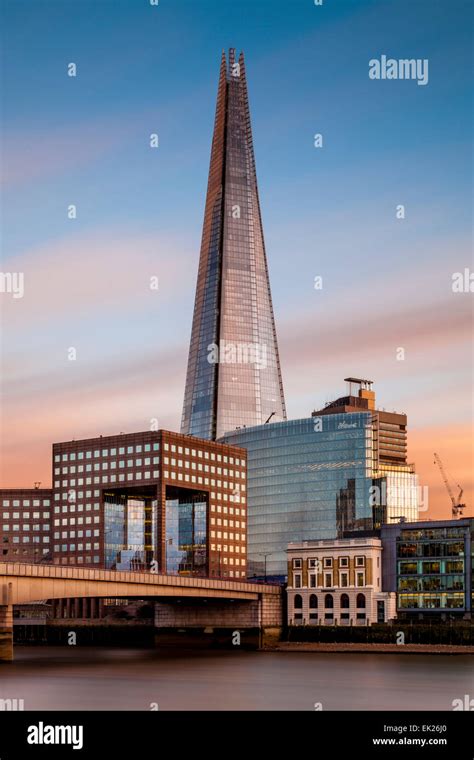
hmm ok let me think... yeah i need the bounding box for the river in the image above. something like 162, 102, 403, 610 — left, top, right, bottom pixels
0, 646, 472, 711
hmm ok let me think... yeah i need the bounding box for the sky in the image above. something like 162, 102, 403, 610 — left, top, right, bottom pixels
1, 0, 473, 519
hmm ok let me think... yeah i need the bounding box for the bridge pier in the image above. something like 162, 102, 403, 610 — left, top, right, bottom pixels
153, 590, 283, 649
0, 604, 13, 662
0, 574, 13, 662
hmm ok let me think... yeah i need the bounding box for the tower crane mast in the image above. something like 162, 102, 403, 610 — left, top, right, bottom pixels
433, 452, 465, 518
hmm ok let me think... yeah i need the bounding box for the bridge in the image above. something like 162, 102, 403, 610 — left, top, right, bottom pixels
0, 562, 282, 661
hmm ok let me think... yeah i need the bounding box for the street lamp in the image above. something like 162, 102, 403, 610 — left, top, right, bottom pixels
256, 551, 278, 582
165, 537, 173, 573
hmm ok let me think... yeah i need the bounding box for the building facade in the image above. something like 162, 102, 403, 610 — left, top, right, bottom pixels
313, 378, 409, 467
181, 48, 286, 441
0, 488, 52, 563
220, 406, 418, 579
287, 538, 396, 626
381, 518, 473, 618
1, 431, 248, 579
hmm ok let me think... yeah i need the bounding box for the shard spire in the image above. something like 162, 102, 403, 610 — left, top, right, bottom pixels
181, 49, 286, 440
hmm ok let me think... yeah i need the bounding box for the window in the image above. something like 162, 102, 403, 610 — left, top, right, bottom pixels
356, 572, 365, 587
422, 561, 441, 574
323, 557, 333, 569
324, 572, 333, 588
356, 593, 366, 609
309, 574, 317, 588
309, 594, 318, 609
355, 556, 365, 567
399, 561, 417, 575
292, 558, 302, 569
339, 556, 349, 568
340, 593, 350, 609
339, 572, 349, 588
294, 574, 302, 589
293, 594, 303, 610
308, 558, 319, 569
324, 594, 333, 609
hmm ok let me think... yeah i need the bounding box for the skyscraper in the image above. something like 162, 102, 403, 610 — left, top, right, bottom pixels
181, 49, 286, 440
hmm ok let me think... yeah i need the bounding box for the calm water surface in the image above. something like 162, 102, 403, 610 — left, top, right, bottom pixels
0, 646, 472, 711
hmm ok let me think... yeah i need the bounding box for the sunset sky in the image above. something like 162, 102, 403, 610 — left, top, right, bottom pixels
1, 0, 472, 519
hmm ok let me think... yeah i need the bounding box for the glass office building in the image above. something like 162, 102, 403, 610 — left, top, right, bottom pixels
181, 49, 286, 440
221, 415, 419, 579
382, 518, 474, 617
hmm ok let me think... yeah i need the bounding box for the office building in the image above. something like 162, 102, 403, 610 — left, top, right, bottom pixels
221, 380, 419, 579
287, 537, 396, 626
1, 431, 248, 579
0, 488, 52, 563
313, 377, 408, 466
381, 518, 473, 618
181, 48, 286, 440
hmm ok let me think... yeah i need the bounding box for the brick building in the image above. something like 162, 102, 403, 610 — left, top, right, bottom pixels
1, 430, 247, 579
1, 488, 52, 563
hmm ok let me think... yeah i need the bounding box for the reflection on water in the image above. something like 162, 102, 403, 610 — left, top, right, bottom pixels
0, 646, 472, 711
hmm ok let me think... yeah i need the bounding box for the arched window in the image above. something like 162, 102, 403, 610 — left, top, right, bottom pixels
357, 593, 366, 609
309, 594, 318, 609
294, 594, 303, 609
340, 593, 350, 609
325, 593, 333, 609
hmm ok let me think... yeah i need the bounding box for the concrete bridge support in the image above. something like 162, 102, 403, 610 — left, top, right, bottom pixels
154, 590, 283, 648
0, 605, 13, 662
0, 583, 13, 662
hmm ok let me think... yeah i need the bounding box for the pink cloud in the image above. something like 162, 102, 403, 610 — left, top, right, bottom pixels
1, 230, 195, 338
2, 117, 139, 187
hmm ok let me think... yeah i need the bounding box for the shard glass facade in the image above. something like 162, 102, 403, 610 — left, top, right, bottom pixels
181, 49, 286, 440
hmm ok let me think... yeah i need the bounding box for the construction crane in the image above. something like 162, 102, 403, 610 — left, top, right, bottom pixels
433, 452, 466, 518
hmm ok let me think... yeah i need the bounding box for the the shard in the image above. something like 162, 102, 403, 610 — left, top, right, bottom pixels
181, 49, 287, 440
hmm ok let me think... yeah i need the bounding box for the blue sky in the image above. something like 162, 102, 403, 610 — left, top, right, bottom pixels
1, 0, 473, 514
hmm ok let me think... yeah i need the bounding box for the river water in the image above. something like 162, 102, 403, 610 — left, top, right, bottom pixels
0, 647, 472, 711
